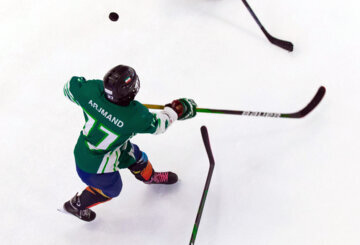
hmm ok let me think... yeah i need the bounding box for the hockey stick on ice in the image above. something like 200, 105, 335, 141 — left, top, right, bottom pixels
241, 0, 294, 52
144, 86, 326, 119
189, 126, 215, 245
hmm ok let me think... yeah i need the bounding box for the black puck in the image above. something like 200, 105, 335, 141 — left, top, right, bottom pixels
109, 12, 119, 22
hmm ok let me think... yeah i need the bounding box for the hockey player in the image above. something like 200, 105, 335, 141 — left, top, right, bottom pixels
62, 65, 197, 222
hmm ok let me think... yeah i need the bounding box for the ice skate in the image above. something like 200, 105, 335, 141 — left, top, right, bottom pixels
63, 194, 96, 222
145, 171, 178, 184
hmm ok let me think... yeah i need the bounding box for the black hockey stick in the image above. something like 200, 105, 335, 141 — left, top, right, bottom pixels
144, 86, 326, 119
280, 86, 326, 118
189, 126, 215, 245
241, 0, 294, 52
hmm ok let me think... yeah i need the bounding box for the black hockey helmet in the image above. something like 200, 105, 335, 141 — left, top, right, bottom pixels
103, 65, 140, 105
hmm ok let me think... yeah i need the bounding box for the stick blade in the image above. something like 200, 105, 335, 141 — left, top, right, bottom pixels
263, 29, 294, 52
283, 86, 326, 118
269, 36, 294, 52
200, 126, 215, 167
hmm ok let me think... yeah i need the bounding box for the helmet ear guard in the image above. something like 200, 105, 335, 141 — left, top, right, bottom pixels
103, 65, 140, 106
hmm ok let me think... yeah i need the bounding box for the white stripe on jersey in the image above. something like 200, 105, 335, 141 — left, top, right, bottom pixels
96, 141, 131, 174
63, 80, 79, 105
152, 107, 178, 135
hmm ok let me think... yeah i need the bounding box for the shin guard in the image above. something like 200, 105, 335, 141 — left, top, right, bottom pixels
78, 186, 111, 209
129, 161, 154, 182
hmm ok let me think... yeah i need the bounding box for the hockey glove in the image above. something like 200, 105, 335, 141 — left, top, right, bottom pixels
166, 98, 197, 120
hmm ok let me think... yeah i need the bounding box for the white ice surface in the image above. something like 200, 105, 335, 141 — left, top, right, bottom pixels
1, 0, 360, 244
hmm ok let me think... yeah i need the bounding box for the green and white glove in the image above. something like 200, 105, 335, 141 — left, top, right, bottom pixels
166, 98, 197, 120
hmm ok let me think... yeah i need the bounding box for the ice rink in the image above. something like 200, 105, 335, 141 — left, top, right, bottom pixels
1, 0, 359, 244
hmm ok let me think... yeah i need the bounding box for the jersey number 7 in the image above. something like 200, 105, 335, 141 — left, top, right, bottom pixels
82, 110, 119, 151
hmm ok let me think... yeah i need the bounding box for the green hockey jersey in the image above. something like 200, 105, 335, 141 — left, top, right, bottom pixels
63, 76, 177, 174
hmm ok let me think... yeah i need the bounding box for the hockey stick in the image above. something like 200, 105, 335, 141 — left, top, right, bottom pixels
241, 0, 294, 52
143, 86, 326, 119
189, 126, 215, 245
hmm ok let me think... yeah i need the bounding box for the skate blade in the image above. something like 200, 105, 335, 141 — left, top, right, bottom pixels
57, 207, 70, 215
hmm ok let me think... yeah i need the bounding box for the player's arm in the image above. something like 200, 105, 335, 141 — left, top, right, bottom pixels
63, 76, 87, 105
141, 98, 197, 135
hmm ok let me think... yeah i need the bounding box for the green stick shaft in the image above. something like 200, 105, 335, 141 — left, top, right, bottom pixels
143, 104, 280, 117
189, 126, 215, 245
143, 87, 325, 118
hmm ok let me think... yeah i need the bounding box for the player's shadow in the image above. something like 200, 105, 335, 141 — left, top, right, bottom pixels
144, 179, 182, 196
79, 182, 183, 241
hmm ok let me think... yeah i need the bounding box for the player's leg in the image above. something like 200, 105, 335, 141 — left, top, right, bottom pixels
63, 167, 122, 221
128, 144, 178, 184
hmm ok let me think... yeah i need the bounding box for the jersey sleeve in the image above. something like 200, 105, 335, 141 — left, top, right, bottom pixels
138, 107, 178, 135
63, 76, 87, 106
